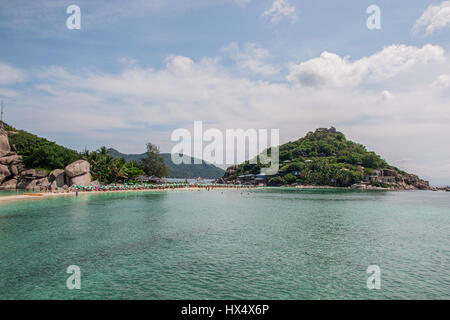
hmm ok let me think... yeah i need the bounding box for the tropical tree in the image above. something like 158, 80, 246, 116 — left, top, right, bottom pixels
140, 143, 168, 178
109, 158, 128, 182
125, 161, 145, 180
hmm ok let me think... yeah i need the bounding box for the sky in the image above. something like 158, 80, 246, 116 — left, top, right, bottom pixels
0, 0, 450, 185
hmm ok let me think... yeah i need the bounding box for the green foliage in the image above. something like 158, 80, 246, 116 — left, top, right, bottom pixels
362, 152, 386, 169
235, 127, 389, 187
268, 176, 286, 186
369, 181, 391, 188
83, 146, 130, 184
140, 143, 168, 178
125, 161, 145, 180
284, 173, 296, 184
8, 127, 81, 171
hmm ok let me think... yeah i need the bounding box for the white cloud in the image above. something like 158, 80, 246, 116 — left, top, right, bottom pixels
223, 42, 279, 76
413, 1, 450, 35
432, 74, 450, 88
263, 0, 298, 23
0, 61, 27, 85
287, 44, 445, 87
381, 90, 392, 101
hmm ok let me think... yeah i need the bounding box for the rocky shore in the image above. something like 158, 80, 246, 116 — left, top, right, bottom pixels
218, 164, 436, 191
0, 127, 92, 191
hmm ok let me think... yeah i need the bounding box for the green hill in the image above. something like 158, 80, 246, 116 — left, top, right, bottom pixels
107, 148, 225, 179
4, 123, 81, 171
223, 127, 430, 189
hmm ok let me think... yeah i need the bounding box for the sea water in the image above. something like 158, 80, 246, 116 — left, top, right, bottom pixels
0, 189, 449, 299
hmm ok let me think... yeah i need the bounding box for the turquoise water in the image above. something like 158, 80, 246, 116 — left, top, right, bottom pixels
0, 190, 24, 197
0, 189, 449, 299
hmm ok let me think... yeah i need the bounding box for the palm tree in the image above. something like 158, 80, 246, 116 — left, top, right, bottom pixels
110, 159, 128, 182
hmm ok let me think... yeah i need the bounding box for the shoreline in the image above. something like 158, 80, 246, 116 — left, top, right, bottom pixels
0, 186, 257, 203
1, 184, 441, 204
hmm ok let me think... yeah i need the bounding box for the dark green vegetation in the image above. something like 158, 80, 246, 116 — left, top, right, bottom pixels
139, 143, 168, 178
5, 124, 81, 171
108, 148, 225, 179
81, 147, 144, 184
229, 127, 401, 187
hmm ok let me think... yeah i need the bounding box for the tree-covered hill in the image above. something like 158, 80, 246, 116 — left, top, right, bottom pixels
4, 123, 81, 171
223, 127, 429, 189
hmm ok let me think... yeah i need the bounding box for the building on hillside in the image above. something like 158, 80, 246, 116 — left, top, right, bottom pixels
369, 174, 396, 184
237, 174, 255, 184
255, 174, 268, 185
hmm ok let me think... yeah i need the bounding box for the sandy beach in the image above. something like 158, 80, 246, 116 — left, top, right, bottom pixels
0, 186, 259, 203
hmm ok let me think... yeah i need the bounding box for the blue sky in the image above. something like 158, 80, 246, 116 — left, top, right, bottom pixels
1, 0, 450, 184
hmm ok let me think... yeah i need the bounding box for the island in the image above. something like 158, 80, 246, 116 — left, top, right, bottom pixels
218, 127, 437, 191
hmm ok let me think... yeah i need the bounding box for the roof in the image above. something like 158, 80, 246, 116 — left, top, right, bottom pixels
238, 174, 255, 178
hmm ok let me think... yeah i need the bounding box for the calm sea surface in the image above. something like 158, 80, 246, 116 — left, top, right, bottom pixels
0, 189, 449, 299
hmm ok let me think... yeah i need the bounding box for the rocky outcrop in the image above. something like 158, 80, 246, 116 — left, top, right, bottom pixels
10, 165, 19, 176
21, 169, 48, 179
0, 127, 10, 152
24, 177, 50, 191
0, 128, 94, 190
0, 129, 49, 190
49, 169, 65, 187
0, 178, 17, 190
0, 154, 22, 165
64, 160, 91, 186
65, 160, 90, 178
70, 173, 91, 186
0, 164, 10, 183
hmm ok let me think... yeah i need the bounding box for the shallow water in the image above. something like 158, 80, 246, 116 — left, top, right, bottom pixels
0, 189, 449, 299
0, 190, 24, 197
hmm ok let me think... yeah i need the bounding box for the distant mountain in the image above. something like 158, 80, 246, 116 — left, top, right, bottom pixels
107, 148, 225, 179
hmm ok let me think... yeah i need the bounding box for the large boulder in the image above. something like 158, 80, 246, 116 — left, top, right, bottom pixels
10, 165, 19, 177
0, 154, 22, 165
0, 150, 9, 158
21, 169, 48, 179
0, 129, 10, 152
49, 169, 65, 187
65, 160, 90, 178
0, 164, 10, 183
70, 172, 91, 186
24, 177, 49, 191
0, 178, 17, 190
